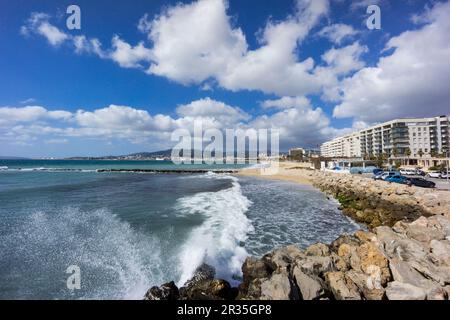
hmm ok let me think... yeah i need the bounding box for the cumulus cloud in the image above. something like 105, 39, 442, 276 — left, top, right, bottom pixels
318, 23, 359, 45
145, 0, 247, 84
250, 103, 336, 149
0, 96, 342, 149
110, 36, 153, 68
0, 106, 71, 125
333, 1, 450, 122
176, 98, 250, 125
261, 96, 311, 109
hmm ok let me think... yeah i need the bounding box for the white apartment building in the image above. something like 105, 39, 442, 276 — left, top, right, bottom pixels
321, 115, 450, 158
320, 133, 361, 158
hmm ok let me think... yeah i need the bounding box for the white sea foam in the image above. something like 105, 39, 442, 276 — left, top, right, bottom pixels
0, 166, 8, 170
175, 174, 253, 287
0, 206, 165, 299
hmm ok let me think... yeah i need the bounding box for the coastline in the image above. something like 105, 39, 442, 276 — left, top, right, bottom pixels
146, 163, 450, 301
235, 161, 314, 185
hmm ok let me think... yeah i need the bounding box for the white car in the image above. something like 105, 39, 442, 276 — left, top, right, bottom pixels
400, 168, 417, 176
440, 172, 450, 179
427, 171, 442, 178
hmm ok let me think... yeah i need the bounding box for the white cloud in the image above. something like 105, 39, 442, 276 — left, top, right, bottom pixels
110, 36, 153, 68
318, 23, 359, 45
321, 42, 367, 75
146, 0, 247, 84
0, 106, 71, 125
261, 96, 311, 109
176, 97, 250, 126
350, 0, 382, 11
0, 97, 344, 149
215, 0, 330, 96
21, 13, 68, 46
333, 1, 450, 122
250, 104, 336, 148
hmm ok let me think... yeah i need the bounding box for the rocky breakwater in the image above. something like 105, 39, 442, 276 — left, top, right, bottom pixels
310, 171, 450, 228
146, 214, 450, 300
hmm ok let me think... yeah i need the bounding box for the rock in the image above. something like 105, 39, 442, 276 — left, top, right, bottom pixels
183, 263, 215, 288
443, 286, 450, 299
357, 242, 391, 285
305, 243, 330, 257
354, 230, 376, 243
345, 270, 385, 300
263, 245, 303, 272
429, 215, 450, 237
181, 279, 236, 300
325, 271, 361, 300
389, 258, 428, 287
298, 255, 335, 277
386, 281, 426, 300
242, 257, 271, 281
330, 235, 360, 252
426, 286, 447, 300
144, 281, 179, 300
406, 224, 445, 243
430, 240, 450, 265
259, 272, 292, 300
409, 260, 450, 286
292, 266, 324, 300
410, 216, 429, 228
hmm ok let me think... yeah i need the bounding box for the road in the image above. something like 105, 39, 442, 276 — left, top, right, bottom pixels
361, 173, 450, 190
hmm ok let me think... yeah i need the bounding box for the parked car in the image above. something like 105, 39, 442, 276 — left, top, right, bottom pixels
427, 171, 442, 178
400, 168, 417, 176
381, 171, 400, 180
373, 168, 383, 175
440, 172, 450, 179
406, 178, 436, 188
373, 172, 385, 180
385, 175, 409, 184
416, 169, 426, 176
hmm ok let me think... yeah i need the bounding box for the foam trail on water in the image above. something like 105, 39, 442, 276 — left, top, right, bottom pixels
175, 174, 253, 287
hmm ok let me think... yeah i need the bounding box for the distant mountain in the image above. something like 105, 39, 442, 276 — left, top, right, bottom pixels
66, 149, 173, 160
0, 156, 29, 160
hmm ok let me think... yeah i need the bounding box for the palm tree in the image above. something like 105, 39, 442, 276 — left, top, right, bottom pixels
392, 148, 398, 158
405, 148, 411, 165
418, 149, 424, 158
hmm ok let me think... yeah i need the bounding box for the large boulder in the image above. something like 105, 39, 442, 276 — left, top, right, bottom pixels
292, 266, 324, 300
325, 271, 361, 300
181, 279, 237, 300
144, 281, 179, 300
259, 272, 292, 300
385, 281, 426, 300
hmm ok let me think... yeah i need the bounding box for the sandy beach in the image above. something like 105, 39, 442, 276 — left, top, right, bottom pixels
235, 161, 314, 185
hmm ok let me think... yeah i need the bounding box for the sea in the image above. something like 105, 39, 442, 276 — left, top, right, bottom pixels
0, 160, 361, 299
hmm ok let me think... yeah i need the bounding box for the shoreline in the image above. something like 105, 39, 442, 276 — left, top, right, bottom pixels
235, 161, 314, 185
146, 163, 450, 300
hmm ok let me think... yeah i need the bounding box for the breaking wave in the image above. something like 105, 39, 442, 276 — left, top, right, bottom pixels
175, 174, 253, 286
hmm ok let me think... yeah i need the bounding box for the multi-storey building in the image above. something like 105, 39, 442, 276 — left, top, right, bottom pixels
321, 115, 450, 158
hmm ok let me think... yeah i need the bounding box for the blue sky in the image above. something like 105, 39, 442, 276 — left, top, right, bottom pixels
1, 0, 449, 157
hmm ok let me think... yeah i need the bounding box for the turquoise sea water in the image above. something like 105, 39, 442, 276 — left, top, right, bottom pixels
0, 160, 361, 299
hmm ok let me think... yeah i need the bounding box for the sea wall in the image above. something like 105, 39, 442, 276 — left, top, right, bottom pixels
309, 171, 450, 228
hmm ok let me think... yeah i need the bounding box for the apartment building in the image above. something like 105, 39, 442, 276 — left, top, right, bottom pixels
321, 115, 450, 158
320, 132, 361, 158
